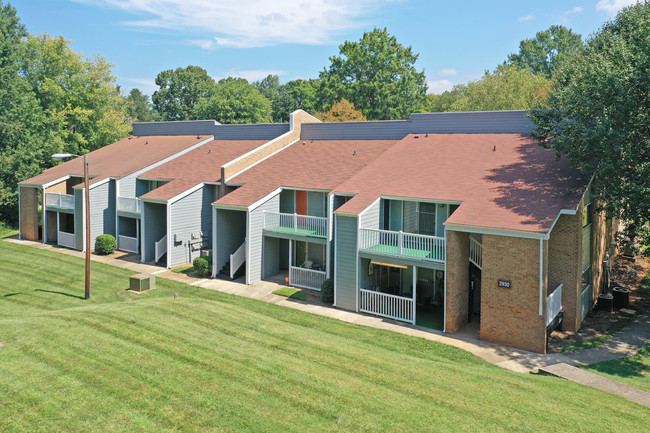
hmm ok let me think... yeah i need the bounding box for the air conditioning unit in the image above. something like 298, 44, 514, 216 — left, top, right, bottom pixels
201, 249, 212, 258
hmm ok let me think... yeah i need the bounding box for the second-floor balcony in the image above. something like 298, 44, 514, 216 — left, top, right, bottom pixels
359, 228, 446, 263
117, 197, 142, 215
45, 192, 75, 212
263, 211, 327, 238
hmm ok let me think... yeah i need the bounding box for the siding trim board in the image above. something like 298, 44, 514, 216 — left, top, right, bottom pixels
249, 187, 283, 212
444, 223, 548, 240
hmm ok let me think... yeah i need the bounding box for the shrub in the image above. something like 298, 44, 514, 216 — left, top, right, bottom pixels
321, 278, 334, 304
94, 234, 116, 255
193, 256, 211, 277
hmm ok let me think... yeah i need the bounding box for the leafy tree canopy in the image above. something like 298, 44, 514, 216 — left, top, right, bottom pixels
319, 27, 427, 120
126, 88, 155, 122
152, 65, 215, 121
507, 25, 583, 78
314, 99, 366, 122
529, 2, 650, 240
193, 77, 272, 124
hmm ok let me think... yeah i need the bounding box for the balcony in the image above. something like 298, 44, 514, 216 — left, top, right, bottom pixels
263, 211, 327, 238
45, 192, 75, 212
117, 197, 142, 215
359, 228, 446, 263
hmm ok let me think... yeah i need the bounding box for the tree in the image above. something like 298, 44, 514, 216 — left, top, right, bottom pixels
445, 65, 551, 112
193, 77, 272, 124
314, 99, 366, 122
508, 25, 583, 78
273, 79, 321, 122
126, 88, 155, 122
319, 28, 427, 120
152, 65, 215, 121
529, 2, 650, 241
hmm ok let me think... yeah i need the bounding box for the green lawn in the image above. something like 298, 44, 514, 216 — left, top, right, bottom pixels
0, 237, 648, 432
583, 342, 650, 393
273, 287, 307, 301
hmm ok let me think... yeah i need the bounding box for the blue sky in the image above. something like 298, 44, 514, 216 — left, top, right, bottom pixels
11, 0, 637, 96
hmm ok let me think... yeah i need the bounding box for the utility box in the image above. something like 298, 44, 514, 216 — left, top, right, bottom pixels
130, 274, 155, 292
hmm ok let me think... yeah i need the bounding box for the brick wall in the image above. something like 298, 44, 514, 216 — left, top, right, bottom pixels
548, 213, 581, 331
20, 186, 40, 241
480, 235, 547, 353
445, 230, 469, 333
46, 180, 67, 194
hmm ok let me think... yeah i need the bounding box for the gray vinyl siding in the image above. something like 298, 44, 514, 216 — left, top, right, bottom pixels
301, 110, 532, 140
118, 176, 136, 198
403, 201, 417, 233
74, 188, 83, 251
263, 237, 280, 279
307, 191, 326, 217
135, 179, 150, 197
142, 202, 166, 263
248, 194, 280, 284
334, 214, 358, 310
168, 186, 213, 267
89, 181, 116, 250
215, 208, 247, 274
359, 199, 380, 229
389, 200, 403, 231
133, 121, 289, 139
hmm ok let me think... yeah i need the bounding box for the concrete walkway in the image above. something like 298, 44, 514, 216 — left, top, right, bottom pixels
6, 237, 650, 407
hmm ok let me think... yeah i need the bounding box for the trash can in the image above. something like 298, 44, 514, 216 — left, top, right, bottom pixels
597, 293, 614, 312
612, 287, 630, 309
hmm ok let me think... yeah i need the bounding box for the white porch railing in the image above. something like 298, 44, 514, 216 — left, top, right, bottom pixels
230, 242, 246, 279
580, 285, 592, 322
289, 266, 326, 291
155, 234, 167, 263
57, 231, 76, 249
263, 211, 327, 238
118, 235, 139, 253
546, 283, 563, 326
359, 289, 414, 323
117, 197, 141, 215
469, 236, 482, 269
45, 192, 75, 211
359, 228, 446, 262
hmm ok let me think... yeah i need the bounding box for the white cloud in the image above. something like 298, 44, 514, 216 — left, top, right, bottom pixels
73, 0, 389, 48
518, 14, 535, 22
214, 70, 286, 82
437, 68, 457, 78
427, 79, 454, 94
559, 6, 584, 22
596, 0, 639, 14
121, 77, 158, 95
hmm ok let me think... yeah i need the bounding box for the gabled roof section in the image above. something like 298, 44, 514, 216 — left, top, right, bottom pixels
138, 140, 268, 201
215, 139, 398, 208
334, 133, 588, 234
19, 135, 213, 188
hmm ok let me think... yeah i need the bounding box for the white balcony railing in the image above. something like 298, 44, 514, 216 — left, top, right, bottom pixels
230, 242, 246, 279
359, 289, 414, 323
45, 192, 75, 211
289, 266, 326, 291
118, 235, 139, 253
117, 197, 141, 215
57, 231, 76, 249
546, 284, 563, 326
155, 235, 167, 263
580, 285, 592, 322
469, 236, 482, 269
359, 228, 446, 262
263, 211, 327, 238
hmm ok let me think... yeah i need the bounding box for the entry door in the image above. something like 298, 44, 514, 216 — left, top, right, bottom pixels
296, 191, 308, 215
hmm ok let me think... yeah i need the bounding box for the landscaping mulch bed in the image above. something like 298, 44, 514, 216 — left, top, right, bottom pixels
548, 253, 650, 353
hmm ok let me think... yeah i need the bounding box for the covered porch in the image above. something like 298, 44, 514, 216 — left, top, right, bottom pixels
263, 235, 327, 291
358, 257, 445, 329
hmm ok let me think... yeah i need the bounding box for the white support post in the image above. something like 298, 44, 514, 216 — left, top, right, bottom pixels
42, 186, 47, 243
288, 239, 293, 284
56, 212, 60, 244
412, 266, 417, 325
399, 230, 403, 255
293, 213, 297, 232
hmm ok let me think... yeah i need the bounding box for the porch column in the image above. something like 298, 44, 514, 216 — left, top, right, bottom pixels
412, 266, 417, 325
288, 240, 293, 284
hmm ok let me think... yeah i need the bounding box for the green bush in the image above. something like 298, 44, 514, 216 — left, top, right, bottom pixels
321, 278, 334, 304
193, 257, 211, 277
94, 234, 116, 255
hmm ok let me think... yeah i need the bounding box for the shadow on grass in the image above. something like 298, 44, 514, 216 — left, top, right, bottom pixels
3, 293, 20, 297
586, 358, 648, 380
34, 289, 85, 300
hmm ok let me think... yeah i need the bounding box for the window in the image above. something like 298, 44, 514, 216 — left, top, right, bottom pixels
418, 202, 436, 236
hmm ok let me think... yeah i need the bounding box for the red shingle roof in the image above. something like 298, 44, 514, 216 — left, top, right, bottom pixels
334, 134, 588, 234
215, 139, 398, 207
20, 135, 212, 187
139, 140, 267, 201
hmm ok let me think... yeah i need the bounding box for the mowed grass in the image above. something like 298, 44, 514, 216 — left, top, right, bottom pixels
0, 238, 648, 432
583, 342, 650, 393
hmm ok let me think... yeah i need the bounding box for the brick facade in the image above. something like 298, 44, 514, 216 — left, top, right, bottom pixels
19, 186, 40, 241
445, 230, 469, 333
479, 235, 547, 353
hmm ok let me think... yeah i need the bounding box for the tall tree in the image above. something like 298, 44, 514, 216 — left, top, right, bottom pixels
126, 88, 155, 122
314, 99, 366, 122
319, 28, 427, 120
529, 2, 650, 240
508, 25, 583, 78
152, 65, 215, 121
273, 78, 321, 122
193, 77, 272, 124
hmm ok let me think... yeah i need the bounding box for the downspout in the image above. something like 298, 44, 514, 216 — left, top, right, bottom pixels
166, 202, 171, 269
443, 228, 448, 333
211, 206, 217, 278
18, 186, 22, 240
41, 186, 47, 243
539, 238, 544, 316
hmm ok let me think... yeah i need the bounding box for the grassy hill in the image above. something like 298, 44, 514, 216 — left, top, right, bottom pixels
0, 236, 647, 432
